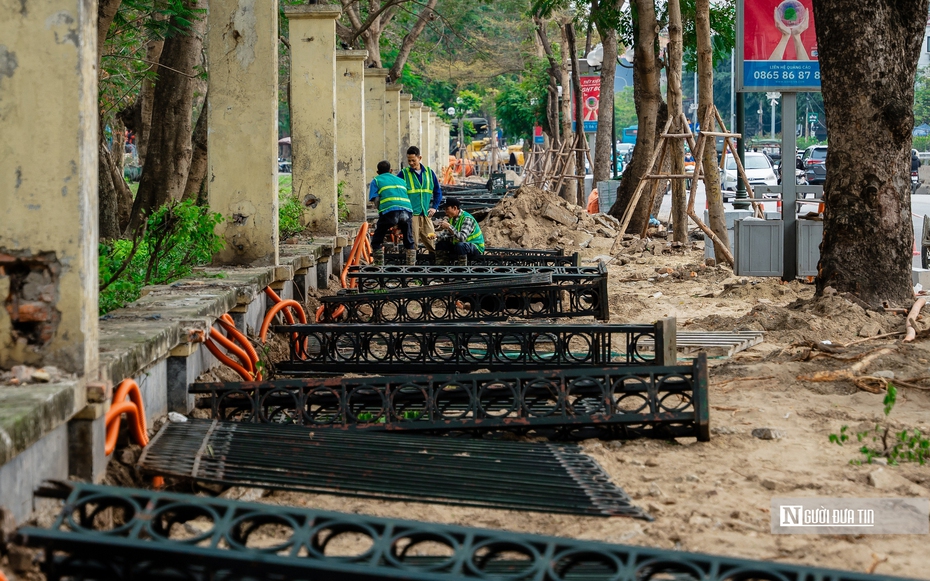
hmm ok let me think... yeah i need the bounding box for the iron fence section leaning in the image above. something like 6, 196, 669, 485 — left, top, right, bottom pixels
347, 263, 605, 292
18, 482, 915, 581
190, 355, 709, 441
275, 321, 672, 375
382, 250, 581, 267
317, 274, 608, 323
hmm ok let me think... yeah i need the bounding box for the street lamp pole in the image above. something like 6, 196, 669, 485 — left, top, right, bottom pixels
732, 92, 750, 210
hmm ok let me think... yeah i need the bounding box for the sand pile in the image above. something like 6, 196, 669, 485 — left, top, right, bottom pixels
481, 186, 621, 254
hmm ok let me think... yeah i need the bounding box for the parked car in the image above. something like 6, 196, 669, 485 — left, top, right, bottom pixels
800, 145, 828, 185
720, 151, 778, 194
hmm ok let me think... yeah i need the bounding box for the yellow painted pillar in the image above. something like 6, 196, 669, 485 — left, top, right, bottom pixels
430, 114, 441, 173
440, 123, 450, 171
384, 84, 403, 172
0, 0, 98, 375
399, 94, 412, 163
364, 69, 388, 174
421, 106, 434, 170
336, 50, 368, 223
286, 5, 341, 236
208, 0, 280, 265
408, 102, 423, 157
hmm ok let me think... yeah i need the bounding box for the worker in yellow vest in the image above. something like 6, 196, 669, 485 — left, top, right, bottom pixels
436, 197, 485, 266
399, 146, 443, 252
369, 160, 416, 265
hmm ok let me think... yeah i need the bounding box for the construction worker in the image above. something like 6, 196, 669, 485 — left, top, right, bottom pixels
399, 145, 443, 252
369, 160, 416, 265
436, 197, 484, 265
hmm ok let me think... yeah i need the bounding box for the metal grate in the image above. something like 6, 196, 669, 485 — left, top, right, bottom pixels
347, 263, 606, 292
138, 419, 649, 518
318, 273, 608, 323
274, 321, 671, 375
190, 356, 709, 441
18, 482, 913, 581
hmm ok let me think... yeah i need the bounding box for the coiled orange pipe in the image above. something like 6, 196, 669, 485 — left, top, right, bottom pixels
104, 379, 149, 456
260, 299, 306, 343
209, 326, 253, 374
219, 314, 259, 371
204, 337, 254, 381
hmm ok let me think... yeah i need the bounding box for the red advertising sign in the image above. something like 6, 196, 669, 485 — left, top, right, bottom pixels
572, 75, 601, 132
739, 0, 820, 91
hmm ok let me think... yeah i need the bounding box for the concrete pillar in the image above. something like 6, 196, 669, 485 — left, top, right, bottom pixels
384, 84, 403, 171
287, 6, 341, 236
0, 0, 99, 375
399, 94, 413, 164
208, 0, 280, 265
421, 106, 434, 170
364, 69, 388, 174
336, 50, 368, 222
430, 114, 440, 171
440, 124, 450, 170
409, 102, 423, 158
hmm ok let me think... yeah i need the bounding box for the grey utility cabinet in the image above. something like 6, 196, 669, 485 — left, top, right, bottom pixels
734, 218, 784, 277
704, 209, 753, 262
796, 219, 823, 277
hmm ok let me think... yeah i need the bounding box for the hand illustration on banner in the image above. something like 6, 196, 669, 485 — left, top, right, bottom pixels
769, 1, 810, 61
584, 95, 599, 122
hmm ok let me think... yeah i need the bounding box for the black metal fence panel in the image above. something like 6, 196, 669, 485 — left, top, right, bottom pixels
274, 322, 670, 375
346, 263, 605, 292
18, 482, 912, 581
191, 356, 709, 441
318, 273, 607, 323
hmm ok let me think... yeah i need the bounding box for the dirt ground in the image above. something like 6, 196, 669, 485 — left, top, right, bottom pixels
256, 190, 930, 579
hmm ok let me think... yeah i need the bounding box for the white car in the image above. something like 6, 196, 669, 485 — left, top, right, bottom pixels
720, 152, 778, 192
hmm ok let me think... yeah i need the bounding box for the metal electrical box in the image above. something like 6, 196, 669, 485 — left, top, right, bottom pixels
704, 210, 753, 262
734, 218, 783, 277
796, 219, 823, 277
596, 180, 621, 212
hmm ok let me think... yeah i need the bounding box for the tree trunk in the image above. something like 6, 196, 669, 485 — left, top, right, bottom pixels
608, 0, 663, 234
695, 0, 727, 259
183, 94, 209, 201
667, 0, 687, 243
97, 0, 123, 65
99, 141, 122, 240
566, 22, 586, 207
138, 38, 165, 165
111, 117, 126, 176
533, 16, 562, 144
592, 10, 619, 184
387, 0, 438, 82
129, 2, 206, 231
813, 0, 928, 305
559, 14, 572, 147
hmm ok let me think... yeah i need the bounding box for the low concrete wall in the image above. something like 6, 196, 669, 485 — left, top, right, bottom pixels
0, 230, 358, 525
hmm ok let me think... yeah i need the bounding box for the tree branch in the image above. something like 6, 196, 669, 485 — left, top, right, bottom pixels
387, 0, 438, 82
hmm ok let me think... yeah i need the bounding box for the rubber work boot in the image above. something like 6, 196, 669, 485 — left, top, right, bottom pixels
455, 256, 468, 266
373, 248, 384, 266
405, 249, 418, 265
435, 251, 451, 266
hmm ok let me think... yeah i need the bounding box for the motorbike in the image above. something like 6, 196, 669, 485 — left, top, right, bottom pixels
912, 170, 920, 195
776, 162, 808, 185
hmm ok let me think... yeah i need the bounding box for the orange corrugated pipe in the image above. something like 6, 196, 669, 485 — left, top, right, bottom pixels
219, 314, 259, 371
204, 337, 254, 381
105, 379, 149, 455
260, 299, 306, 343
209, 326, 253, 374
341, 222, 370, 289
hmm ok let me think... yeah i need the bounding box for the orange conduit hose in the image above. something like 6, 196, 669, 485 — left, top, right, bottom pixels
208, 327, 254, 376
204, 337, 254, 381
260, 299, 306, 343
219, 314, 260, 372
341, 223, 371, 289
105, 379, 148, 455
315, 304, 346, 322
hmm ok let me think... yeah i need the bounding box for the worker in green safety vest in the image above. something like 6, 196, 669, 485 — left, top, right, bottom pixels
436, 197, 484, 266
368, 160, 416, 265
398, 145, 443, 252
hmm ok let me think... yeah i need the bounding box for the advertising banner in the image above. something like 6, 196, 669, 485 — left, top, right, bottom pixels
572, 75, 601, 133
737, 0, 821, 92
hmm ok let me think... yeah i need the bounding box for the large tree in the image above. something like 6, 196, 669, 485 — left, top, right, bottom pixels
813, 0, 929, 305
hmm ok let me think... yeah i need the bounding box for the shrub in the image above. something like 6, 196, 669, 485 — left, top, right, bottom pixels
99, 200, 224, 314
